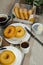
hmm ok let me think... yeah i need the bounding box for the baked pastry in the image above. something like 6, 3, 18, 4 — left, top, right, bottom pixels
14, 3, 19, 8
23, 9, 28, 20
0, 50, 16, 65
4, 26, 16, 38
28, 9, 33, 16
19, 8, 25, 20
13, 3, 20, 18
15, 26, 26, 38
14, 7, 20, 18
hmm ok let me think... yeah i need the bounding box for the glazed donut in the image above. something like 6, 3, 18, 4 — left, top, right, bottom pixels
0, 50, 16, 65
4, 26, 16, 38
15, 26, 26, 38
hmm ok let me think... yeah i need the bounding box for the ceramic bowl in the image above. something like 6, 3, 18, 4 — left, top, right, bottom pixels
0, 14, 11, 25
32, 23, 43, 35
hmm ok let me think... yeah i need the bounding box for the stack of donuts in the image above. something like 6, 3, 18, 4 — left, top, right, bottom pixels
0, 50, 16, 65
4, 26, 26, 39
13, 3, 34, 23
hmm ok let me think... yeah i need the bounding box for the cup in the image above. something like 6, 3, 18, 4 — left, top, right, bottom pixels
0, 36, 2, 46
20, 41, 30, 54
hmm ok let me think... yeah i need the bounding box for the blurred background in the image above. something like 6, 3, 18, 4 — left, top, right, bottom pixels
20, 0, 43, 15
0, 0, 43, 15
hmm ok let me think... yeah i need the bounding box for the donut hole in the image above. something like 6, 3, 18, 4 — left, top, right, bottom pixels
4, 54, 9, 59
8, 29, 11, 33
18, 30, 21, 32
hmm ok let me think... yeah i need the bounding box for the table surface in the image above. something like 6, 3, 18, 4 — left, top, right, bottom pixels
0, 0, 43, 65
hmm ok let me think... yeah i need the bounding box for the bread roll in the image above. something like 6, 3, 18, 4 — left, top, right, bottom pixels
19, 8, 25, 20
28, 9, 33, 16
14, 3, 19, 8
14, 7, 20, 18
23, 9, 28, 20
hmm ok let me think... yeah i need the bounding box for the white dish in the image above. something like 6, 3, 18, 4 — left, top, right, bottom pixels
4, 23, 31, 44
0, 46, 24, 65
32, 23, 43, 35
12, 3, 34, 24
13, 18, 33, 24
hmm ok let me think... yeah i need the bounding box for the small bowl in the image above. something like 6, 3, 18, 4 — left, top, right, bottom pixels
20, 41, 30, 54
32, 23, 43, 35
0, 14, 11, 25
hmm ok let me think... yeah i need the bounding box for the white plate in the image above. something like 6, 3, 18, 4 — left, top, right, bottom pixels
0, 46, 24, 65
12, 3, 33, 24
13, 18, 33, 24
4, 23, 31, 44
